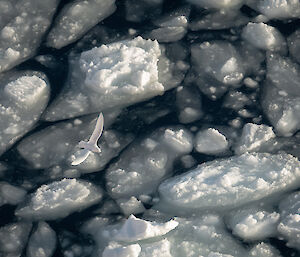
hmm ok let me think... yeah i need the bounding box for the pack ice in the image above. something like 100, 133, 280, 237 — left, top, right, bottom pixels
0, 73, 50, 156
43, 36, 182, 121
0, 0, 60, 72
158, 152, 300, 212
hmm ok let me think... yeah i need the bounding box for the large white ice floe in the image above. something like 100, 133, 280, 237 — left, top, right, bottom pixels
256, 0, 300, 19
241, 22, 286, 52
0, 0, 60, 72
234, 123, 276, 155
248, 242, 281, 257
195, 128, 229, 155
277, 191, 300, 250
43, 36, 182, 121
158, 152, 300, 212
102, 242, 141, 257
190, 41, 245, 100
47, 0, 116, 49
15, 178, 103, 220
226, 207, 280, 241
0, 73, 50, 156
106, 126, 193, 199
0, 222, 32, 255
27, 221, 57, 257
17, 111, 133, 174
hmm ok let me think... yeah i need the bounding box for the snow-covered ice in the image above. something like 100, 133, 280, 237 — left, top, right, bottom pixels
234, 123, 276, 154
248, 242, 281, 257
158, 152, 300, 212
102, 243, 141, 257
242, 22, 286, 52
195, 128, 229, 155
106, 126, 193, 199
27, 222, 56, 257
47, 0, 116, 49
226, 207, 280, 241
43, 36, 182, 121
277, 191, 300, 250
0, 73, 50, 156
0, 0, 60, 72
113, 214, 178, 242
187, 0, 245, 9
15, 178, 103, 220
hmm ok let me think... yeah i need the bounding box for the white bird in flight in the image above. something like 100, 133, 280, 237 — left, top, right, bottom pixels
71, 113, 104, 166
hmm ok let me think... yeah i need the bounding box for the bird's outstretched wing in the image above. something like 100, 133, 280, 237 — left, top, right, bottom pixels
71, 149, 91, 165
89, 112, 104, 144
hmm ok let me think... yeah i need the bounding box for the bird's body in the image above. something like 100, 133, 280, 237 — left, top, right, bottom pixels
71, 112, 104, 165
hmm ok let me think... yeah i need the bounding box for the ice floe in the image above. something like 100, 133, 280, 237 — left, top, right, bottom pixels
226, 207, 280, 241
187, 0, 245, 9
47, 0, 116, 49
15, 178, 103, 220
195, 128, 229, 155
27, 222, 56, 257
0, 73, 50, 156
0, 181, 26, 206
106, 126, 193, 199
0, 0, 60, 72
0, 222, 32, 255
242, 22, 286, 52
277, 191, 300, 250
158, 152, 300, 212
234, 123, 276, 154
43, 36, 182, 121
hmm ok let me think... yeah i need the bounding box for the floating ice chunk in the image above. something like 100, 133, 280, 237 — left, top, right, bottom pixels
176, 86, 202, 124
0, 222, 32, 254
234, 123, 276, 155
187, 0, 244, 9
191, 41, 244, 99
15, 178, 103, 220
47, 0, 116, 49
242, 22, 286, 52
155, 15, 188, 28
189, 10, 249, 31
0, 0, 60, 72
288, 29, 300, 64
0, 181, 26, 206
106, 127, 193, 199
0, 0, 16, 30
103, 242, 141, 257
248, 242, 281, 257
0, 74, 50, 156
117, 197, 146, 216
27, 222, 56, 257
261, 81, 300, 137
277, 191, 300, 250
114, 214, 178, 242
243, 77, 258, 88
266, 53, 300, 97
195, 128, 229, 155
139, 239, 172, 257
158, 152, 300, 212
257, 0, 300, 19
223, 90, 251, 111
44, 37, 180, 121
226, 207, 280, 241
169, 215, 247, 257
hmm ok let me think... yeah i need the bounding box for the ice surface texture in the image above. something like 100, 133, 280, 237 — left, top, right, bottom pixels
0, 0, 60, 72
15, 178, 103, 220
0, 73, 50, 156
43, 36, 182, 121
158, 152, 300, 212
